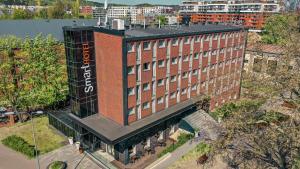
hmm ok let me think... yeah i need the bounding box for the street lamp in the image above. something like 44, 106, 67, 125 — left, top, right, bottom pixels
29, 111, 41, 169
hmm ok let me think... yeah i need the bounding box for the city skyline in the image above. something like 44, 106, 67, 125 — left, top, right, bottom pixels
90, 0, 181, 5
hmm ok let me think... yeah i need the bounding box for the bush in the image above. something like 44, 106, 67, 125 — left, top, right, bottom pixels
48, 161, 66, 169
158, 133, 193, 158
1, 135, 38, 158
195, 142, 211, 155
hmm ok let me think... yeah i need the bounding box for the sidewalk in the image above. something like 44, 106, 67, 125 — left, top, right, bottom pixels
0, 143, 101, 169
148, 139, 200, 169
0, 143, 35, 169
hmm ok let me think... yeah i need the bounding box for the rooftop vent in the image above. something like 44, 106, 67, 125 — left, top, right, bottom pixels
112, 19, 125, 30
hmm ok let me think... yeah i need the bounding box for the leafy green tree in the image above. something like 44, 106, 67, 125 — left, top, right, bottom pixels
0, 36, 23, 113
0, 35, 68, 113
21, 35, 68, 110
47, 0, 65, 19
12, 9, 34, 19
71, 0, 80, 18
36, 8, 48, 19
156, 15, 167, 26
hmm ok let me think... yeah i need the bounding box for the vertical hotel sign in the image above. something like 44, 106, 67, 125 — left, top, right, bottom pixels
81, 43, 94, 93
63, 27, 98, 118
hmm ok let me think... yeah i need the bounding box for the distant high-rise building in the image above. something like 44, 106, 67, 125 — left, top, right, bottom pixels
179, 0, 282, 30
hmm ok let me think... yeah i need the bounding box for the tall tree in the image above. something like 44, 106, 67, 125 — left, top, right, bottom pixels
12, 9, 34, 19
47, 0, 65, 19
261, 13, 300, 100
0, 35, 68, 113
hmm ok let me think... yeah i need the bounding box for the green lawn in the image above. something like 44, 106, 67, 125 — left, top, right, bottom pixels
0, 116, 65, 154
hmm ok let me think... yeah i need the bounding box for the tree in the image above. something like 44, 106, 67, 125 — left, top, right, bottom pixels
47, 0, 65, 19
209, 101, 300, 169
261, 13, 300, 100
0, 36, 24, 114
156, 15, 167, 26
71, 0, 80, 18
12, 9, 34, 19
0, 35, 68, 114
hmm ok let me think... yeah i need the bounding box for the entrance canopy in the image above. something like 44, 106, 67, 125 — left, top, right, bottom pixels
179, 110, 225, 140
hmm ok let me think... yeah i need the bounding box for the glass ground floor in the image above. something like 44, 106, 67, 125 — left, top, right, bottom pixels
48, 107, 196, 165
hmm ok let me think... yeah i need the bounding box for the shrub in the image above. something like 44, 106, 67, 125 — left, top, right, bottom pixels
48, 161, 66, 169
195, 142, 211, 155
158, 133, 193, 158
1, 135, 38, 158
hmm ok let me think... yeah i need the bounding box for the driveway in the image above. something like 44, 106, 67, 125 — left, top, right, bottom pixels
0, 144, 101, 169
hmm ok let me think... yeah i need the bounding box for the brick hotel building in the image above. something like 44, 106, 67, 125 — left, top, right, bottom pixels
49, 24, 247, 165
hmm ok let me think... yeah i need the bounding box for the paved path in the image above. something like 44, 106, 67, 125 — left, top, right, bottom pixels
0, 144, 101, 169
0, 143, 35, 169
149, 139, 201, 169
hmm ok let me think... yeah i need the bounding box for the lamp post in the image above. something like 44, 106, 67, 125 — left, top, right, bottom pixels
30, 112, 41, 169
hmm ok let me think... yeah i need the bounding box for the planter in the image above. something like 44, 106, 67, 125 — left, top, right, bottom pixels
75, 142, 80, 150
46, 161, 67, 169
68, 137, 74, 145
79, 147, 84, 154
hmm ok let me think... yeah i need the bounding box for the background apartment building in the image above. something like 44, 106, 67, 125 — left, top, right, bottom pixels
179, 0, 281, 30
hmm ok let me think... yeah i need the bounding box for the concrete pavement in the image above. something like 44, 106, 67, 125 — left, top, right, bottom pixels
148, 139, 201, 169
0, 143, 35, 169
0, 144, 101, 169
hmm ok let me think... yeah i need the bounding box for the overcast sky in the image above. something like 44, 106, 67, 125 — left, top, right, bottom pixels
90, 0, 181, 5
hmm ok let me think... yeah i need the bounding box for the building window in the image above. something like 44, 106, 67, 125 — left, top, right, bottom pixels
159, 40, 165, 48
221, 33, 226, 39
143, 41, 151, 50
205, 35, 210, 41
181, 88, 187, 94
128, 87, 135, 96
192, 85, 197, 91
157, 79, 164, 86
220, 48, 225, 53
127, 43, 134, 52
184, 37, 190, 44
143, 62, 150, 71
195, 36, 201, 42
128, 66, 134, 74
212, 50, 217, 55
172, 38, 178, 46
213, 34, 218, 40
143, 102, 150, 109
170, 75, 177, 82
203, 51, 208, 57
158, 60, 165, 68
183, 55, 189, 62
192, 69, 198, 76
128, 107, 135, 115
194, 53, 199, 59
170, 92, 176, 99
171, 57, 177, 65
182, 72, 188, 79
143, 83, 150, 91
157, 97, 164, 104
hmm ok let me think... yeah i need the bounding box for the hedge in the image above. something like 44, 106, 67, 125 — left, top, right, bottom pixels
1, 135, 38, 158
158, 133, 193, 158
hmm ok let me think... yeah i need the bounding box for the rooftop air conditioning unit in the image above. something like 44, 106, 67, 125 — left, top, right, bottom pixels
112, 19, 125, 30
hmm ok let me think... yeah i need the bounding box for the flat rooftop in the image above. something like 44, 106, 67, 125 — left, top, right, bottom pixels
68, 96, 204, 144
124, 24, 243, 39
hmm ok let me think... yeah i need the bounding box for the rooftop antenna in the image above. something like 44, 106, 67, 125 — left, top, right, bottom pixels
104, 0, 108, 10
104, 0, 108, 27
97, 17, 101, 26
158, 18, 161, 28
